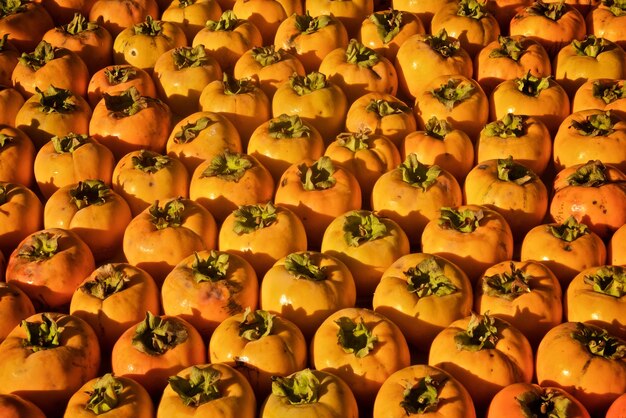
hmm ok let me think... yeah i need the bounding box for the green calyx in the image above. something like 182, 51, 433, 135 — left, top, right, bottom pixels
342, 211, 387, 247
425, 116, 452, 139
232, 201, 277, 234
131, 150, 171, 173
132, 311, 189, 356
177, 0, 195, 7
516, 388, 572, 418
85, 374, 124, 415
133, 15, 162, 36
548, 216, 589, 242
192, 251, 230, 283
335, 130, 371, 152
206, 10, 240, 31
454, 313, 500, 351
0, 133, 14, 149
496, 156, 535, 185
592, 80, 626, 104
70, 180, 110, 209
294, 12, 331, 34
584, 266, 626, 298
572, 322, 626, 359
201, 151, 252, 182
484, 113, 525, 138
573, 35, 608, 58
63, 13, 98, 35
527, 0, 567, 21
172, 45, 209, 70
489, 35, 525, 61
0, 34, 8, 50
369, 9, 403, 44
104, 66, 137, 85
401, 376, 443, 415
272, 369, 320, 405
36, 85, 76, 114
52, 133, 88, 154
239, 308, 274, 341
173, 116, 214, 144
222, 73, 256, 95
103, 87, 151, 118
566, 160, 608, 187
335, 316, 378, 358
289, 71, 327, 96
483, 262, 532, 301
438, 207, 484, 233
425, 29, 459, 58
399, 154, 442, 191
19, 40, 56, 71
251, 45, 283, 67
80, 264, 129, 300
21, 313, 64, 352
345, 39, 380, 68
431, 78, 474, 111
0, 184, 6, 205
0, 0, 26, 18
603, 0, 626, 17
515, 72, 551, 97
457, 0, 488, 19
284, 252, 326, 281
17, 232, 60, 261
571, 111, 614, 137
405, 257, 457, 297
298, 156, 337, 191
366, 98, 410, 117
149, 198, 186, 229
269, 114, 311, 139
169, 366, 222, 407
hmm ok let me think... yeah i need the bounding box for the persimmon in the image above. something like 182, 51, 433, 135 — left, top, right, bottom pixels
0, 0, 54, 52
232, 0, 295, 45
486, 0, 534, 28
0, 35, 19, 87
587, 0, 626, 49
0, 394, 45, 418
0, 126, 35, 187
572, 78, 626, 115
607, 393, 626, 418
305, 0, 373, 38
358, 9, 425, 62
0, 86, 24, 127
88, 0, 159, 37
610, 222, 626, 265
161, 0, 222, 41
0, 282, 35, 343
0, 182, 43, 259
87, 64, 157, 108
390, 0, 454, 31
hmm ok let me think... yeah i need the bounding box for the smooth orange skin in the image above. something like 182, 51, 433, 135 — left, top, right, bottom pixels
11, 47, 89, 100
414, 74, 489, 141
371, 164, 462, 248
89, 0, 160, 38
6, 228, 95, 311
421, 205, 514, 283
166, 111, 242, 174
247, 118, 325, 184
543, 0, 599, 15
0, 126, 34, 187
0, 88, 24, 127
0, 3, 54, 52
610, 223, 626, 266
87, 64, 157, 108
358, 10, 425, 62
158, 363, 256, 418
112, 150, 189, 217
550, 163, 626, 240
565, 265, 626, 339
431, 2, 501, 58
391, 0, 454, 31
161, 0, 222, 42
571, 78, 626, 113
521, 222, 606, 288
476, 115, 551, 176
64, 375, 154, 418
272, 78, 348, 145
232, 0, 296, 45
123, 198, 217, 285
0, 41, 19, 88
260, 251, 356, 340
39, 0, 94, 26
0, 394, 46, 418
319, 46, 397, 105
162, 251, 259, 336
34, 137, 115, 200
0, 313, 101, 417
373, 253, 473, 350
474, 35, 551, 96
305, 0, 373, 38
373, 364, 476, 418
321, 210, 410, 298
510, 3, 586, 57
607, 393, 626, 418
429, 315, 534, 412
69, 263, 160, 351
190, 154, 274, 223
218, 205, 307, 278
486, 0, 534, 28
310, 307, 410, 405
554, 109, 626, 173
152, 47, 223, 117
274, 13, 349, 73
486, 383, 590, 418
209, 311, 308, 399
0, 183, 43, 259
0, 283, 35, 344
111, 315, 206, 397
274, 158, 362, 249
345, 92, 416, 148
192, 18, 263, 72
587, 5, 626, 49
394, 33, 473, 100
536, 322, 626, 416
43, 183, 132, 261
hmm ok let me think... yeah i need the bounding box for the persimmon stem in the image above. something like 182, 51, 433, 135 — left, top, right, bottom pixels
272, 369, 320, 404
85, 374, 123, 414
169, 366, 222, 406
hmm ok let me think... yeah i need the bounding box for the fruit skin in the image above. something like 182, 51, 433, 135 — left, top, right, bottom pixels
607, 393, 626, 418
88, 0, 159, 38
87, 64, 157, 108
0, 87, 25, 127
0, 394, 46, 418
305, 0, 374, 38
161, 0, 223, 42
358, 9, 426, 62
0, 2, 55, 52
0, 283, 35, 344
0, 182, 43, 260
0, 125, 35, 187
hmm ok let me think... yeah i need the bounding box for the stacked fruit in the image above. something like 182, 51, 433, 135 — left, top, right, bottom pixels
2, 0, 626, 416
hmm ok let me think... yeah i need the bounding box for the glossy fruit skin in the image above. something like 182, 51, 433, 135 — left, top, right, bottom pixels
359, 10, 425, 63
609, 223, 626, 266
391, 0, 454, 31
536, 322, 626, 416
0, 87, 24, 127
0, 313, 101, 416
587, 4, 626, 49
373, 364, 476, 418
157, 363, 256, 418
0, 182, 43, 259
0, 394, 46, 418
232, 0, 293, 46
607, 393, 626, 418
0, 125, 35, 187
486, 383, 590, 418
87, 64, 157, 108
0, 3, 54, 52
89, 0, 159, 38
373, 253, 473, 350
305, 0, 374, 38
161, 0, 223, 42
0, 283, 35, 344
310, 307, 411, 405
